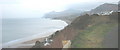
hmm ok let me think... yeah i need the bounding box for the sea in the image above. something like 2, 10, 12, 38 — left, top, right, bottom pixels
2, 18, 68, 44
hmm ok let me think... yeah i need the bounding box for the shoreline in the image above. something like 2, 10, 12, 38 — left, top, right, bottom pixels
2, 29, 60, 48
2, 19, 68, 48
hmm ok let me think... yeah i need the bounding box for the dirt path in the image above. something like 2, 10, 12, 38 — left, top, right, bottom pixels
102, 26, 118, 48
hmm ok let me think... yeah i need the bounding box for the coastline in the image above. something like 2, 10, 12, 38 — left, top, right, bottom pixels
2, 30, 59, 48
2, 19, 68, 48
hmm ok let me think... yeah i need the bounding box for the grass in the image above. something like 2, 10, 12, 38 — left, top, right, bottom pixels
71, 23, 117, 48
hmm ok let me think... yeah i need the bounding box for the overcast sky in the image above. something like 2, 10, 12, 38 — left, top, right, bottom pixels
0, 0, 119, 18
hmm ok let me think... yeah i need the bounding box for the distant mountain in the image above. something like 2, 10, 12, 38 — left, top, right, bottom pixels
118, 1, 120, 4
43, 9, 83, 24
43, 3, 119, 24
44, 9, 82, 18
88, 3, 118, 15
118, 1, 120, 12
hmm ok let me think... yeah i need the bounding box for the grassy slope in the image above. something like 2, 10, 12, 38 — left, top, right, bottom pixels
71, 23, 117, 48
71, 12, 118, 48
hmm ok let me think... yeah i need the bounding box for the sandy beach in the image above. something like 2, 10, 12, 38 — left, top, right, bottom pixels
18, 37, 46, 48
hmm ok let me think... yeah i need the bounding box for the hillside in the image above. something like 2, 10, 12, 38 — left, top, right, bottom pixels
32, 12, 118, 48
71, 12, 118, 48
43, 9, 83, 24
88, 3, 118, 15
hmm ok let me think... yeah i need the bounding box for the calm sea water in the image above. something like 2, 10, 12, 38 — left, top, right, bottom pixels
2, 18, 68, 43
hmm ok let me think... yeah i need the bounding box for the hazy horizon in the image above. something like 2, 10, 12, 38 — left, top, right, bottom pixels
1, 0, 119, 18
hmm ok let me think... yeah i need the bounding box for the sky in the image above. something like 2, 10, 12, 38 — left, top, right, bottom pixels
0, 0, 119, 18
